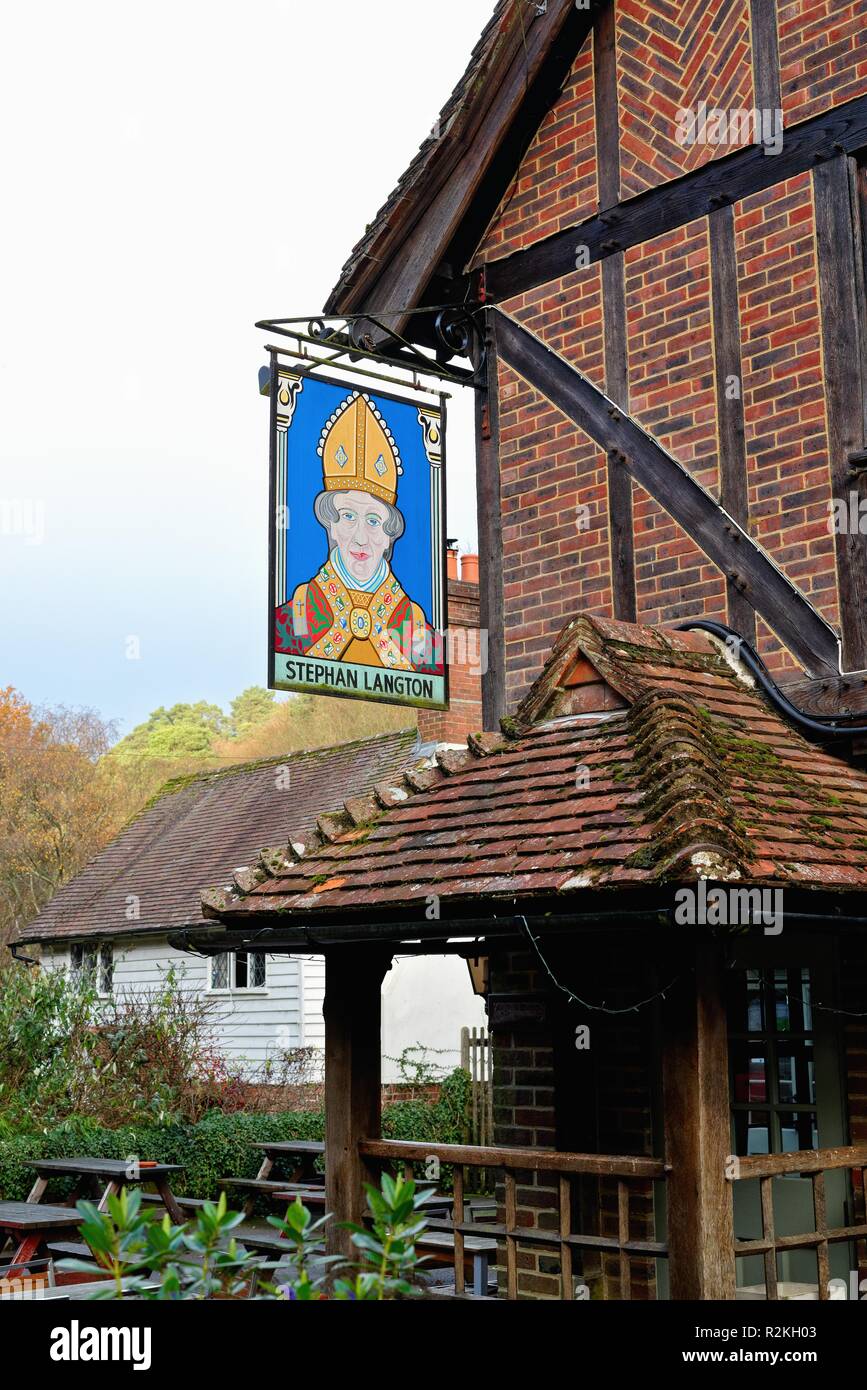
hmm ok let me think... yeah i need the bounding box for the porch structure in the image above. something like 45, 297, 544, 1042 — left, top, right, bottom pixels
178, 616, 867, 1299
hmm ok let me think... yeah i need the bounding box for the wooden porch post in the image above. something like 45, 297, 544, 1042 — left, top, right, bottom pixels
324, 947, 391, 1260
661, 936, 736, 1299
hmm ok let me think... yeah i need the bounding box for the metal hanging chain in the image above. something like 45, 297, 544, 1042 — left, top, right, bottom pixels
519, 915, 685, 1015
805, 1000, 867, 1019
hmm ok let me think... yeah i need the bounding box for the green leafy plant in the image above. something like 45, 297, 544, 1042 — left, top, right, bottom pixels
63, 1171, 433, 1301
267, 1196, 335, 1300
60, 1188, 263, 1300
386, 1043, 451, 1088
334, 1171, 433, 1301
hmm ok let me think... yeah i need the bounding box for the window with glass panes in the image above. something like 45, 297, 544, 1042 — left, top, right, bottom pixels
727, 966, 817, 1156
70, 942, 113, 995
210, 951, 266, 991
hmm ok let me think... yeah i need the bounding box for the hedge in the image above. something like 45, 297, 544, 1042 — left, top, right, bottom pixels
0, 1068, 471, 1202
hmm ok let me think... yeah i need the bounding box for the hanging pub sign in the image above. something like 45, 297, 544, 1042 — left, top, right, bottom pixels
267, 362, 448, 710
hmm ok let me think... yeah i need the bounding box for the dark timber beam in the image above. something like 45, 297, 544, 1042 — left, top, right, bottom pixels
593, 0, 620, 211
709, 205, 756, 647
661, 938, 736, 1300
594, 3, 634, 621
474, 308, 507, 731
324, 947, 391, 1261
601, 254, 636, 622
478, 94, 867, 301
781, 671, 867, 719
814, 156, 867, 672
750, 0, 781, 116
495, 310, 841, 675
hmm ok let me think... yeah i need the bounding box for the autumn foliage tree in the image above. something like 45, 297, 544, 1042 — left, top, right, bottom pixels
0, 687, 134, 953
0, 682, 416, 958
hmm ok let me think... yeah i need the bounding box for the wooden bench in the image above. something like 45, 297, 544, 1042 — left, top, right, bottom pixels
416, 1231, 497, 1297
140, 1193, 210, 1212
39, 1276, 162, 1301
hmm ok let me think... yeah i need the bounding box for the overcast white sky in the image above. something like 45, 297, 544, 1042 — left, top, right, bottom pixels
0, 0, 490, 733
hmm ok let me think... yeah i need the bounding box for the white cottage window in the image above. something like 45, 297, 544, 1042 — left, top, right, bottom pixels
71, 942, 113, 995
209, 951, 266, 992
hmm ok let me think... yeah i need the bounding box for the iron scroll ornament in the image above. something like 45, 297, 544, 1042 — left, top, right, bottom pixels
434, 308, 485, 371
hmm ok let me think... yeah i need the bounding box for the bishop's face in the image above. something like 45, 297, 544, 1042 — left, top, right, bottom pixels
329, 490, 391, 585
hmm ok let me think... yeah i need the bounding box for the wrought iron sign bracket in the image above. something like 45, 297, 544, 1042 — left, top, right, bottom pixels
255, 310, 487, 391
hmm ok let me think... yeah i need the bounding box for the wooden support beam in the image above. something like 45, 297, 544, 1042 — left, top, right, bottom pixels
814, 156, 867, 672
478, 94, 867, 301
750, 0, 781, 116
661, 938, 736, 1300
324, 947, 391, 1260
494, 308, 841, 675
780, 671, 867, 719
709, 205, 756, 646
601, 253, 636, 621
593, 0, 619, 211
474, 307, 507, 731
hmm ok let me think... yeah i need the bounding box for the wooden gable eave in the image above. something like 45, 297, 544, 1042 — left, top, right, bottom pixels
324, 0, 595, 339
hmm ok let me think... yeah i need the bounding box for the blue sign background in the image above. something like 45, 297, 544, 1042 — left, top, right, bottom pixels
282, 377, 435, 620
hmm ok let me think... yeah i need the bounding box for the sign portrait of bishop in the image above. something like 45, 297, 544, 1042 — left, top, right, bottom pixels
270, 377, 447, 709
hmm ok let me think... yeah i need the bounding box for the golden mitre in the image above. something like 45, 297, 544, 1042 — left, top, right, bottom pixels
317, 391, 403, 506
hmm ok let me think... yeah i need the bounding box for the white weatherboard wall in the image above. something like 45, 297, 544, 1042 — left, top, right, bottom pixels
44, 937, 304, 1070
43, 941, 486, 1080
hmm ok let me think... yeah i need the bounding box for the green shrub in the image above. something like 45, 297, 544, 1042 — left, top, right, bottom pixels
0, 1070, 471, 1202
0, 963, 243, 1128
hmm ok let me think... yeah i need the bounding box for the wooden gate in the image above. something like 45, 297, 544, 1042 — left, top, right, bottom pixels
461, 1026, 494, 1153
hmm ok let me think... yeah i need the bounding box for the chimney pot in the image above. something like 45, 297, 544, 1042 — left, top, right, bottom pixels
461, 553, 479, 585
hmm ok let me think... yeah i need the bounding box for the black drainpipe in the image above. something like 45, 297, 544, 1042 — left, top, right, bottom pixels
10, 940, 39, 966
675, 619, 867, 741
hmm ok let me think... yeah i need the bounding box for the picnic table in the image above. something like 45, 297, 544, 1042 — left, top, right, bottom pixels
217, 1141, 326, 1215
251, 1140, 325, 1185
270, 1187, 454, 1220
415, 1230, 497, 1297
25, 1158, 186, 1224
0, 1203, 88, 1278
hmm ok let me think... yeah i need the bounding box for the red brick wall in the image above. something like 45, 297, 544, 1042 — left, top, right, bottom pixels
473, 5, 867, 701
489, 949, 561, 1299
734, 172, 839, 676
616, 0, 755, 197
779, 0, 867, 124
477, 33, 597, 264
496, 265, 612, 709
417, 578, 483, 745
625, 219, 728, 629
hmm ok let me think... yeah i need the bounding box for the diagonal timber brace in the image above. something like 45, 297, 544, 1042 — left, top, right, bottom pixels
494, 309, 842, 678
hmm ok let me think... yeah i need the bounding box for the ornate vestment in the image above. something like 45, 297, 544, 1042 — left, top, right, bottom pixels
275, 557, 442, 674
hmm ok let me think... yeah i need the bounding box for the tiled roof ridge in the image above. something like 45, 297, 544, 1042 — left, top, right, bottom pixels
88, 729, 420, 919
17, 727, 420, 943
512, 614, 738, 728
625, 689, 754, 884
192, 614, 867, 922
200, 728, 513, 918
146, 726, 419, 805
